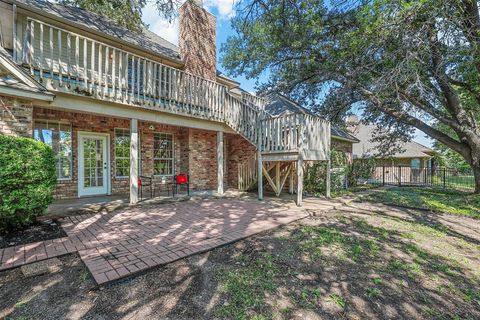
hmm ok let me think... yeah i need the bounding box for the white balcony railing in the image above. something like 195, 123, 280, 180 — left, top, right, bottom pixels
21, 18, 329, 159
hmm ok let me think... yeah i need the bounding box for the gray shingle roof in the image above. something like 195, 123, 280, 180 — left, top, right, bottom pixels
263, 93, 359, 143
351, 123, 433, 158
14, 0, 182, 62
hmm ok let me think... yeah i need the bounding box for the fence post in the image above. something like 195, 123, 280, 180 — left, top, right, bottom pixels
382, 165, 385, 186
398, 166, 402, 186
443, 167, 446, 189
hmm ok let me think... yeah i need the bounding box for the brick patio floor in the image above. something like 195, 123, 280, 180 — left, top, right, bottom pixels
0, 197, 309, 284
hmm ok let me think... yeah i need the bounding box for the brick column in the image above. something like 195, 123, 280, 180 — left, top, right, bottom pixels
0, 96, 33, 137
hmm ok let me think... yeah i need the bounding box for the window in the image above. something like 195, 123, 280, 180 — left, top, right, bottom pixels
411, 158, 421, 169
33, 121, 72, 179
115, 128, 130, 177
153, 133, 174, 176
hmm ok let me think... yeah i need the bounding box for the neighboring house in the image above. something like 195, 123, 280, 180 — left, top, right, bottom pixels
263, 93, 359, 164
0, 0, 332, 205
347, 116, 434, 168
347, 116, 435, 184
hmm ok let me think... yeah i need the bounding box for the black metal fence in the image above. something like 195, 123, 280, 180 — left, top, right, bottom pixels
363, 166, 475, 191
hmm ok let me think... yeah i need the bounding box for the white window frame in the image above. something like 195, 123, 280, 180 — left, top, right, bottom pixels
33, 120, 73, 181
114, 128, 130, 178
153, 132, 175, 177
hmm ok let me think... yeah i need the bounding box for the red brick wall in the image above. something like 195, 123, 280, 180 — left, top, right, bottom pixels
179, 1, 217, 81
31, 107, 233, 198
0, 95, 33, 137
226, 133, 257, 189
33, 107, 131, 199
188, 128, 218, 190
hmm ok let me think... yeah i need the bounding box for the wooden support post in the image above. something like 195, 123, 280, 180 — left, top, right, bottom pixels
257, 151, 263, 200
217, 131, 224, 195
297, 156, 304, 206
275, 162, 281, 196
326, 159, 331, 198
289, 163, 295, 194
130, 119, 139, 204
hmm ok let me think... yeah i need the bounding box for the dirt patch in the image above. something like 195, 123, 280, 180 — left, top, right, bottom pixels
0, 202, 479, 319
0, 220, 66, 249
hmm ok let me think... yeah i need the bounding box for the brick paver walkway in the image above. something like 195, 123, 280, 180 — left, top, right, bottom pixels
0, 198, 308, 284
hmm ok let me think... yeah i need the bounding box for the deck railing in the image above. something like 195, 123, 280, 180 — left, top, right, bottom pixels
238, 153, 258, 191
22, 18, 228, 122
259, 114, 330, 154
21, 18, 330, 157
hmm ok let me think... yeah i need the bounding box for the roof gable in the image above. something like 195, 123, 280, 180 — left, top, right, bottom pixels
352, 123, 433, 158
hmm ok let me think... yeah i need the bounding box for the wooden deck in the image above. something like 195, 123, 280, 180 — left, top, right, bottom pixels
18, 18, 332, 204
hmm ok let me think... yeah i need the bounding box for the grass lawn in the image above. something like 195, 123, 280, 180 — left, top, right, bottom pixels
1, 200, 479, 319
331, 183, 379, 198
365, 187, 480, 219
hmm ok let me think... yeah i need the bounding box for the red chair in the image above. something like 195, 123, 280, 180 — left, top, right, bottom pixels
174, 174, 189, 196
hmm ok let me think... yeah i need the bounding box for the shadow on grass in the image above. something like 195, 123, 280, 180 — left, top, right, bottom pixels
1, 201, 479, 319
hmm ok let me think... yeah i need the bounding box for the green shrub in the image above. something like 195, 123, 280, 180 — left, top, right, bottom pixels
0, 135, 57, 230
347, 158, 376, 187
304, 149, 348, 194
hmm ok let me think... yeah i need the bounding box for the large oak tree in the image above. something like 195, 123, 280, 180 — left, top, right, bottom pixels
221, 0, 480, 193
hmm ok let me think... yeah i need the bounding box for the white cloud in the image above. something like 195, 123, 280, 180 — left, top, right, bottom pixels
204, 0, 239, 19
142, 0, 238, 45
142, 2, 179, 45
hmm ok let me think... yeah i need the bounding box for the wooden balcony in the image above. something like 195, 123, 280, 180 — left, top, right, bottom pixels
20, 18, 330, 160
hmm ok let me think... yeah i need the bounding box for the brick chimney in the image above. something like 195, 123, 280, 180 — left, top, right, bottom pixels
346, 115, 360, 135
179, 0, 217, 81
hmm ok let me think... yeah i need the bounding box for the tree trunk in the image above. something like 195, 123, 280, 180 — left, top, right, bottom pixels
473, 163, 480, 194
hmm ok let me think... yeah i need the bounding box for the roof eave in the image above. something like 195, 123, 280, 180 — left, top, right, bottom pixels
0, 85, 55, 101
331, 135, 360, 143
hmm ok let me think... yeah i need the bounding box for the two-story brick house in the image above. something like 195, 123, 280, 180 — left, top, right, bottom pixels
0, 0, 339, 206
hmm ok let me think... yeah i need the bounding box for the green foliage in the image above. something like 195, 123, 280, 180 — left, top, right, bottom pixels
0, 135, 57, 230
347, 158, 376, 187
59, 0, 183, 31
304, 149, 348, 194
221, 0, 480, 192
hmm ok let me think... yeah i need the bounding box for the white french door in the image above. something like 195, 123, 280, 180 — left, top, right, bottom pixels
78, 132, 110, 197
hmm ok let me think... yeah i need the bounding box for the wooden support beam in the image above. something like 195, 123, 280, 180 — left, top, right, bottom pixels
289, 163, 295, 194
278, 163, 293, 196
217, 131, 224, 195
326, 159, 331, 198
275, 162, 280, 196
297, 157, 304, 206
257, 151, 263, 200
262, 163, 279, 195
130, 119, 139, 204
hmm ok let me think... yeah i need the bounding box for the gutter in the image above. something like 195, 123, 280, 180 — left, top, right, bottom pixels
0, 85, 54, 101
331, 135, 360, 143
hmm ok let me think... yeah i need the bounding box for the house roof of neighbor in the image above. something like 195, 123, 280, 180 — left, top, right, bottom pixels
13, 0, 182, 63
349, 120, 434, 159
263, 93, 359, 143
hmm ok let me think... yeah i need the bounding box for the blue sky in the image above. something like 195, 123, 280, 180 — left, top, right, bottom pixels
142, 1, 434, 147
